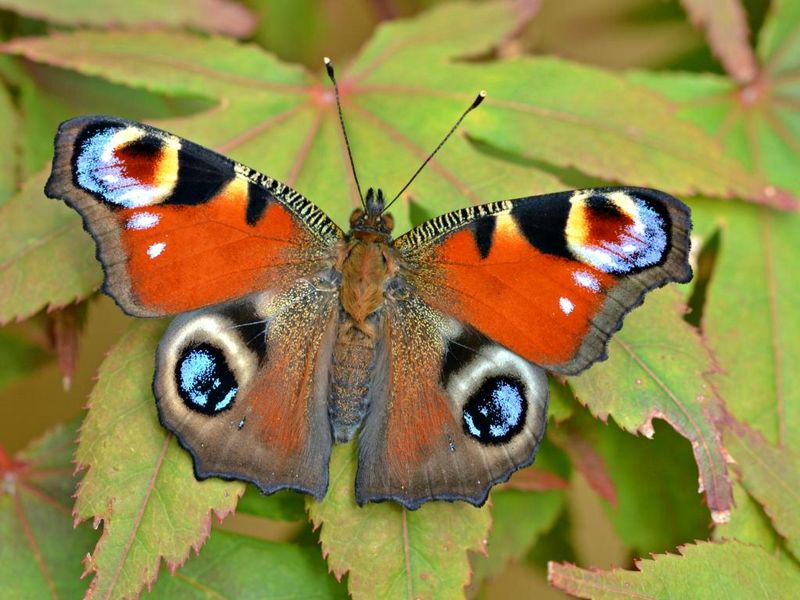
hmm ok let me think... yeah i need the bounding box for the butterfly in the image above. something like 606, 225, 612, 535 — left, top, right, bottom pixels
45, 65, 691, 509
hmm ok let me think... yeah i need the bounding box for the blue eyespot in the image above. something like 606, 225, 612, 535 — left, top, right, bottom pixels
462, 377, 527, 444
175, 343, 238, 414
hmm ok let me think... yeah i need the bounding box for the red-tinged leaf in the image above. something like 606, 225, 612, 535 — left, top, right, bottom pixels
499, 467, 569, 493
0, 170, 102, 324
0, 0, 256, 38
0, 421, 98, 599
721, 418, 800, 561
630, 1, 800, 198
45, 302, 87, 391
550, 422, 617, 506
144, 529, 347, 599
74, 321, 244, 600
548, 540, 800, 599
307, 443, 490, 600
631, 0, 800, 553
570, 287, 732, 523
679, 0, 758, 83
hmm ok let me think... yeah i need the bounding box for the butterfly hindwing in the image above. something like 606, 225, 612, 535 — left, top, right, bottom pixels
45, 115, 342, 317
356, 294, 549, 508
396, 187, 692, 375
155, 276, 340, 497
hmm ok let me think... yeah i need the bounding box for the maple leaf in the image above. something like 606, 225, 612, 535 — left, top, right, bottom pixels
570, 287, 732, 523
74, 321, 244, 600
679, 0, 757, 83
144, 529, 346, 599
631, 0, 800, 555
549, 540, 800, 599
307, 443, 491, 600
0, 421, 98, 598
0, 0, 256, 37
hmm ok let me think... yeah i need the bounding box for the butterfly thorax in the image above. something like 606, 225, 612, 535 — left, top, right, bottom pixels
329, 188, 399, 441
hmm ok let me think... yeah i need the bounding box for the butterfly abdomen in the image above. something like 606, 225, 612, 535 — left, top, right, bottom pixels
329, 318, 379, 442
328, 238, 393, 442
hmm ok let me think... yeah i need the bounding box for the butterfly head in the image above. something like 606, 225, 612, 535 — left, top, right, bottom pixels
349, 187, 394, 239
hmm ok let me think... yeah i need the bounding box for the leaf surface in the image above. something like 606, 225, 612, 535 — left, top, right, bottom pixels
0, 421, 98, 599
630, 0, 800, 196
549, 540, 800, 599
0, 80, 18, 204
0, 170, 102, 324
632, 0, 800, 551
144, 529, 346, 599
470, 443, 569, 591
569, 288, 732, 523
235, 487, 306, 522
678, 0, 757, 82
722, 419, 800, 560
74, 321, 244, 600
689, 198, 800, 449
307, 443, 491, 600
0, 0, 256, 37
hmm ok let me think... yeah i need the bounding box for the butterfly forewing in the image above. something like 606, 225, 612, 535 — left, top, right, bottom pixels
45, 115, 342, 317
396, 187, 692, 375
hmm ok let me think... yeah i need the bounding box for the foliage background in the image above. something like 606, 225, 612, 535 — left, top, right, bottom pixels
0, 0, 798, 598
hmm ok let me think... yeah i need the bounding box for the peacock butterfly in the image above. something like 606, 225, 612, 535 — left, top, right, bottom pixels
44, 60, 691, 509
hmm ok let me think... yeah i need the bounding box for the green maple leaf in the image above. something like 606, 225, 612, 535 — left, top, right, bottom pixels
144, 529, 346, 599
74, 321, 244, 600
549, 540, 800, 599
0, 0, 256, 37
0, 421, 98, 598
570, 287, 732, 522
307, 443, 491, 600
722, 418, 800, 562
631, 0, 800, 555
560, 410, 710, 557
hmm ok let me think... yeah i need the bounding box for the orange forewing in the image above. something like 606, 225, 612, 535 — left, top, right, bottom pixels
117, 183, 320, 314
426, 222, 616, 368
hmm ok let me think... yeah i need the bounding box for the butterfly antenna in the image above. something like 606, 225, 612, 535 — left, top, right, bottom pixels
324, 57, 365, 208
384, 91, 486, 212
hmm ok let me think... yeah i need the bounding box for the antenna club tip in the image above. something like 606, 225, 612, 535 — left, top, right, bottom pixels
470, 90, 487, 110
324, 57, 335, 79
